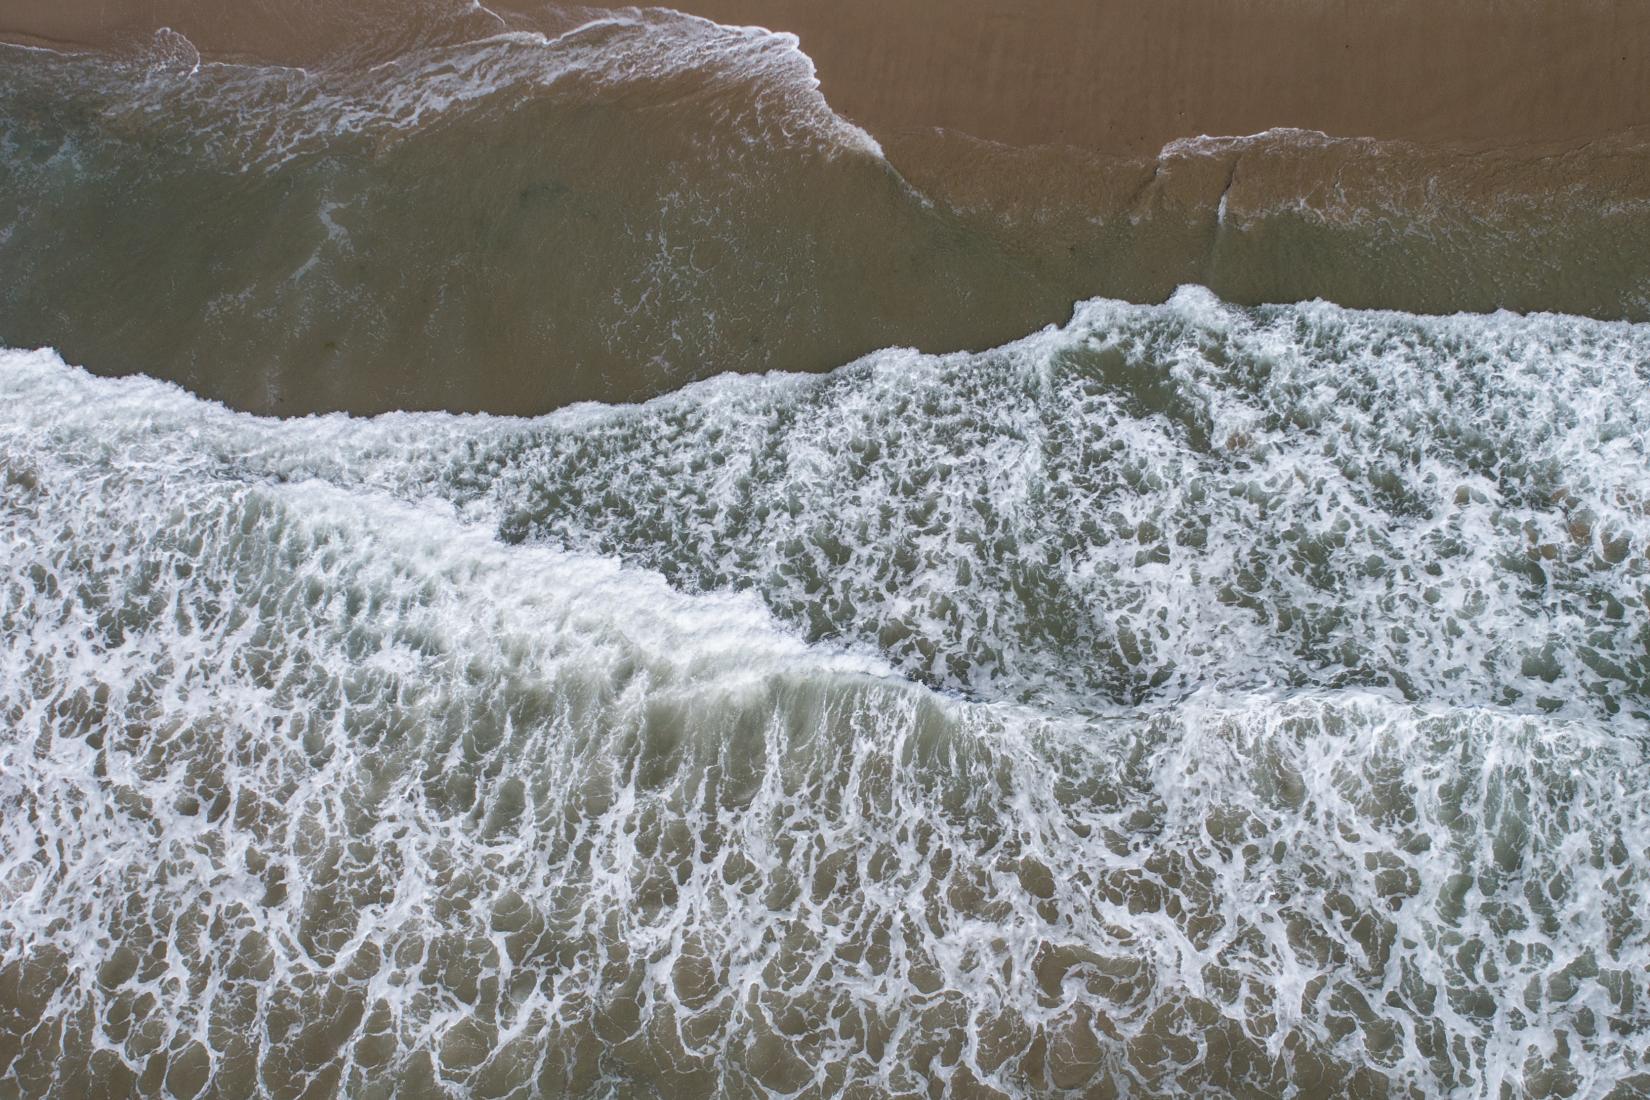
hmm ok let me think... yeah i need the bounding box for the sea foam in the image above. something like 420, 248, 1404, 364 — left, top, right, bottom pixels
2, 291, 1647, 1096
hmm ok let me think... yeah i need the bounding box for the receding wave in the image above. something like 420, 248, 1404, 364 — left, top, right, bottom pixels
0, 18, 951, 414
3, 291, 1647, 1097
4, 21, 1650, 419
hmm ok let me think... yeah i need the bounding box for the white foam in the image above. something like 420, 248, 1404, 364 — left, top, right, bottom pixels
2, 297, 1647, 1096
20, 11, 888, 174
486, 287, 1650, 728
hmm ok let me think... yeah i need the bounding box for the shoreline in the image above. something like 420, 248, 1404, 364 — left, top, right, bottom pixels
2, 2, 1649, 416
5, 0, 1649, 155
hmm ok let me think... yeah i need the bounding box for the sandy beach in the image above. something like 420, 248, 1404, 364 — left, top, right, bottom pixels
593, 0, 1650, 153
2, 0, 1648, 417
7, 0, 1650, 154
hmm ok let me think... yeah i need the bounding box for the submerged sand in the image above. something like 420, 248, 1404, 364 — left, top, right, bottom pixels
2, 0, 1649, 416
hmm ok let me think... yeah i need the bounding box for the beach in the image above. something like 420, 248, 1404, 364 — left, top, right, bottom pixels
2, 4, 1648, 1097
3, 0, 1649, 415
9, 0, 1650, 151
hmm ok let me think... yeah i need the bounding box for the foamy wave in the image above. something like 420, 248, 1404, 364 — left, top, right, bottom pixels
16, 14, 885, 172
494, 286, 1650, 723
3, 291, 1648, 1095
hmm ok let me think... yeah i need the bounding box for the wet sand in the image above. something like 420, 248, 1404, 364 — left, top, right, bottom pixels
587, 0, 1650, 154
3, 0, 1649, 417
7, 0, 1650, 154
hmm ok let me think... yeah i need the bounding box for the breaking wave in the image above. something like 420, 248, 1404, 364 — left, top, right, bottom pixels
3, 290, 1648, 1097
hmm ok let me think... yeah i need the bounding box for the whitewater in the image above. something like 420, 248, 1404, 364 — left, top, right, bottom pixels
2, 289, 1647, 1097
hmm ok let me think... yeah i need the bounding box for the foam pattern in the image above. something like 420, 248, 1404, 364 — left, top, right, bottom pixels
2, 289, 1648, 1099
496, 288, 1650, 721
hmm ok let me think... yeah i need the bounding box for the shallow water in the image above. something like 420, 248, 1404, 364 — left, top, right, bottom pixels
0, 19, 1054, 414
2, 18, 1649, 416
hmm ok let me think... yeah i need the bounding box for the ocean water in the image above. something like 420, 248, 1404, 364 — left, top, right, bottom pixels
3, 289, 1648, 1097
2, 8, 1650, 1100
0, 17, 1050, 415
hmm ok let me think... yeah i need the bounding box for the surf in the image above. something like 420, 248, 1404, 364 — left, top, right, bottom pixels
2, 287, 1646, 1095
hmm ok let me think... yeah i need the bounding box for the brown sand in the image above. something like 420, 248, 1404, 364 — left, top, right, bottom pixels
6, 0, 1650, 154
